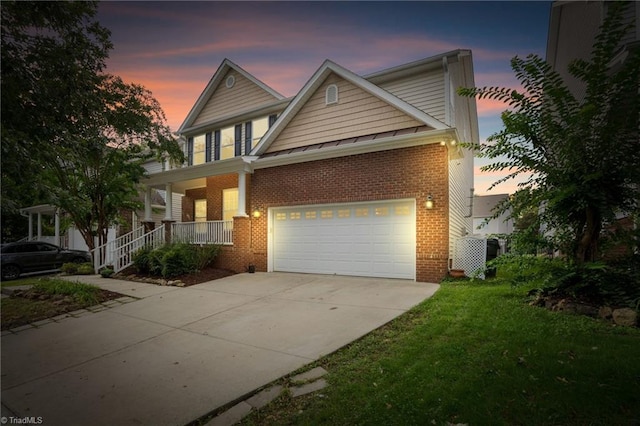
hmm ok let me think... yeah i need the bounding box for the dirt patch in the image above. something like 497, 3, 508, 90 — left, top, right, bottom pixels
1, 288, 123, 331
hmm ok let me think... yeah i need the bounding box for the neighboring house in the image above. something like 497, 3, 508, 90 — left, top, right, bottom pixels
472, 194, 513, 255
472, 194, 513, 236
142, 51, 478, 282
546, 0, 639, 257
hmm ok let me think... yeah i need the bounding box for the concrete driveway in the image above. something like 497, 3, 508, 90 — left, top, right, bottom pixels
1, 272, 439, 425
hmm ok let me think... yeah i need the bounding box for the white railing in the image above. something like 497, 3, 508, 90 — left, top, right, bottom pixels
92, 226, 145, 271
93, 225, 164, 273
172, 221, 233, 245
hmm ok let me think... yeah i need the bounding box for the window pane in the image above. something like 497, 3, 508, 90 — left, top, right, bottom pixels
252, 117, 269, 144
193, 134, 206, 165
220, 126, 235, 160
194, 199, 207, 222
223, 188, 238, 222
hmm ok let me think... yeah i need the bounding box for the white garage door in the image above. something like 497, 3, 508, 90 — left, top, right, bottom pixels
271, 200, 415, 279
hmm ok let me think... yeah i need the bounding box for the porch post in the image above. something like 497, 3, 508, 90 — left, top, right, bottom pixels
144, 186, 152, 221
162, 183, 174, 244
28, 213, 33, 240
164, 183, 173, 221
54, 208, 60, 246
237, 171, 248, 217
37, 212, 42, 241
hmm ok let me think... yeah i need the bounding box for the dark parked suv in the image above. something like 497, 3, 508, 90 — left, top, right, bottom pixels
0, 242, 92, 280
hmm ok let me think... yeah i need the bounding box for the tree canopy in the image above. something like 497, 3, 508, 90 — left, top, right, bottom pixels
1, 1, 183, 249
459, 1, 639, 265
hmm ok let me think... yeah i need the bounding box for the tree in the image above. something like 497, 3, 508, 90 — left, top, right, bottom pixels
1, 1, 183, 250
459, 1, 639, 266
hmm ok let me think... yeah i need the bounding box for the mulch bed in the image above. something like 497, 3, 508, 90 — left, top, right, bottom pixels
114, 265, 237, 287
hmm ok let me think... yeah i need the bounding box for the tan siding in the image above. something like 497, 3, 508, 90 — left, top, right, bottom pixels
267, 74, 422, 153
379, 71, 445, 122
193, 70, 278, 126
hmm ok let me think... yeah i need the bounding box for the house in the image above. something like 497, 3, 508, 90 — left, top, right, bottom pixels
546, 0, 639, 257
141, 51, 478, 282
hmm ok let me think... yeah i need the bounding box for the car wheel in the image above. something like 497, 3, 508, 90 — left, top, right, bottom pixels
2, 264, 21, 281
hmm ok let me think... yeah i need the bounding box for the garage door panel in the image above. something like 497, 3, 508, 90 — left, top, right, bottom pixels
272, 200, 416, 279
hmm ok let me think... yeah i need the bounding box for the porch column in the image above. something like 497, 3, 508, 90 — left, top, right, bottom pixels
237, 171, 248, 217
37, 212, 42, 241
54, 209, 60, 246
164, 183, 173, 221
144, 186, 152, 221
28, 213, 33, 240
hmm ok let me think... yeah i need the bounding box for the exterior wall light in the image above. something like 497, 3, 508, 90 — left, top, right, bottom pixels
440, 141, 446, 146
425, 195, 434, 209
252, 209, 261, 218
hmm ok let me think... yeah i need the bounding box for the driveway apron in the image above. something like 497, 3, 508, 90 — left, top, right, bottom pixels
1, 272, 439, 426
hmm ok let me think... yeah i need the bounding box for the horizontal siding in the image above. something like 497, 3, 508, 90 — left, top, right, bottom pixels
193, 70, 277, 126
379, 71, 445, 122
267, 74, 422, 153
448, 151, 473, 259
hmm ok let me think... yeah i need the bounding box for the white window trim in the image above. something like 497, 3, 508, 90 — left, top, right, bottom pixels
325, 84, 338, 105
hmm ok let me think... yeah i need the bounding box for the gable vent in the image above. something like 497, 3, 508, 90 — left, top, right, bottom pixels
325, 84, 338, 105
226, 75, 235, 88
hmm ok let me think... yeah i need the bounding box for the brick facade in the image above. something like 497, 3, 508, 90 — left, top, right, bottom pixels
198, 144, 450, 283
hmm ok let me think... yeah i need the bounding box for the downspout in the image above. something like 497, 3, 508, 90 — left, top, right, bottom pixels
464, 188, 474, 218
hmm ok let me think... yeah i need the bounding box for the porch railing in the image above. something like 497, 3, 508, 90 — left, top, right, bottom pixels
172, 221, 233, 245
93, 225, 164, 273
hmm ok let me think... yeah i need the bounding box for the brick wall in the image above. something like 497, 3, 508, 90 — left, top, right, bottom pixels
251, 144, 449, 282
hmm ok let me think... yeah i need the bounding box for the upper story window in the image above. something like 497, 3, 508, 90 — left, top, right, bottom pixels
192, 135, 206, 165
186, 114, 278, 165
326, 84, 338, 105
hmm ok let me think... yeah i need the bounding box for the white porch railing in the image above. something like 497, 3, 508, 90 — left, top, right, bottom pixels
93, 225, 164, 273
172, 221, 233, 245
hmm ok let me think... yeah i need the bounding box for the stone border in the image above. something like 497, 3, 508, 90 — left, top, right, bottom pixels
1, 295, 138, 336
204, 367, 329, 426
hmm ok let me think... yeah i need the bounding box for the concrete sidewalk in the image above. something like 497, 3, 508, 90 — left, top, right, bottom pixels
1, 272, 439, 425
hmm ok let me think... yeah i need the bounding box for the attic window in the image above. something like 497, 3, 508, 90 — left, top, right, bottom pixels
226, 75, 235, 88
325, 84, 338, 105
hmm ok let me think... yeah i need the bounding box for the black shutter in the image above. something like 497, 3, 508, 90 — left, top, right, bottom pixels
214, 130, 221, 161
187, 137, 194, 165
205, 132, 212, 162
268, 114, 277, 127
244, 122, 252, 154
234, 124, 242, 156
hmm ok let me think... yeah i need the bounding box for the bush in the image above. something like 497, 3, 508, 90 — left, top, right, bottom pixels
61, 262, 79, 274
132, 242, 221, 278
193, 244, 221, 271
132, 246, 153, 274
76, 263, 94, 275
99, 267, 114, 278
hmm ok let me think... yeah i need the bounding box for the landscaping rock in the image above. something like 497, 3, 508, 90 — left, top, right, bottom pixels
612, 308, 637, 327
598, 306, 613, 320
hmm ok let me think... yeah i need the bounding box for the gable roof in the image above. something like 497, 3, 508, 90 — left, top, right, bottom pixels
178, 59, 285, 134
251, 59, 448, 156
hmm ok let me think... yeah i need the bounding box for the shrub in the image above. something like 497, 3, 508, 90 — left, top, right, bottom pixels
76, 263, 94, 275
132, 246, 153, 274
99, 267, 114, 278
132, 242, 221, 278
193, 244, 221, 271
60, 262, 79, 274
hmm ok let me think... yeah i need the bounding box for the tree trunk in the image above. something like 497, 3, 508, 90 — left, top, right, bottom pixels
574, 206, 601, 265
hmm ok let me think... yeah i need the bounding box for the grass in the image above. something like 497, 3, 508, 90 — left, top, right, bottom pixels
1, 277, 109, 330
240, 279, 640, 426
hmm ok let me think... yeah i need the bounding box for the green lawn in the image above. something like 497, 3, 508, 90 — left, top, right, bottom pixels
240, 280, 640, 426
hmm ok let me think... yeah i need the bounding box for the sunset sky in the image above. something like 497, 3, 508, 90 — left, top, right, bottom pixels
96, 1, 552, 195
